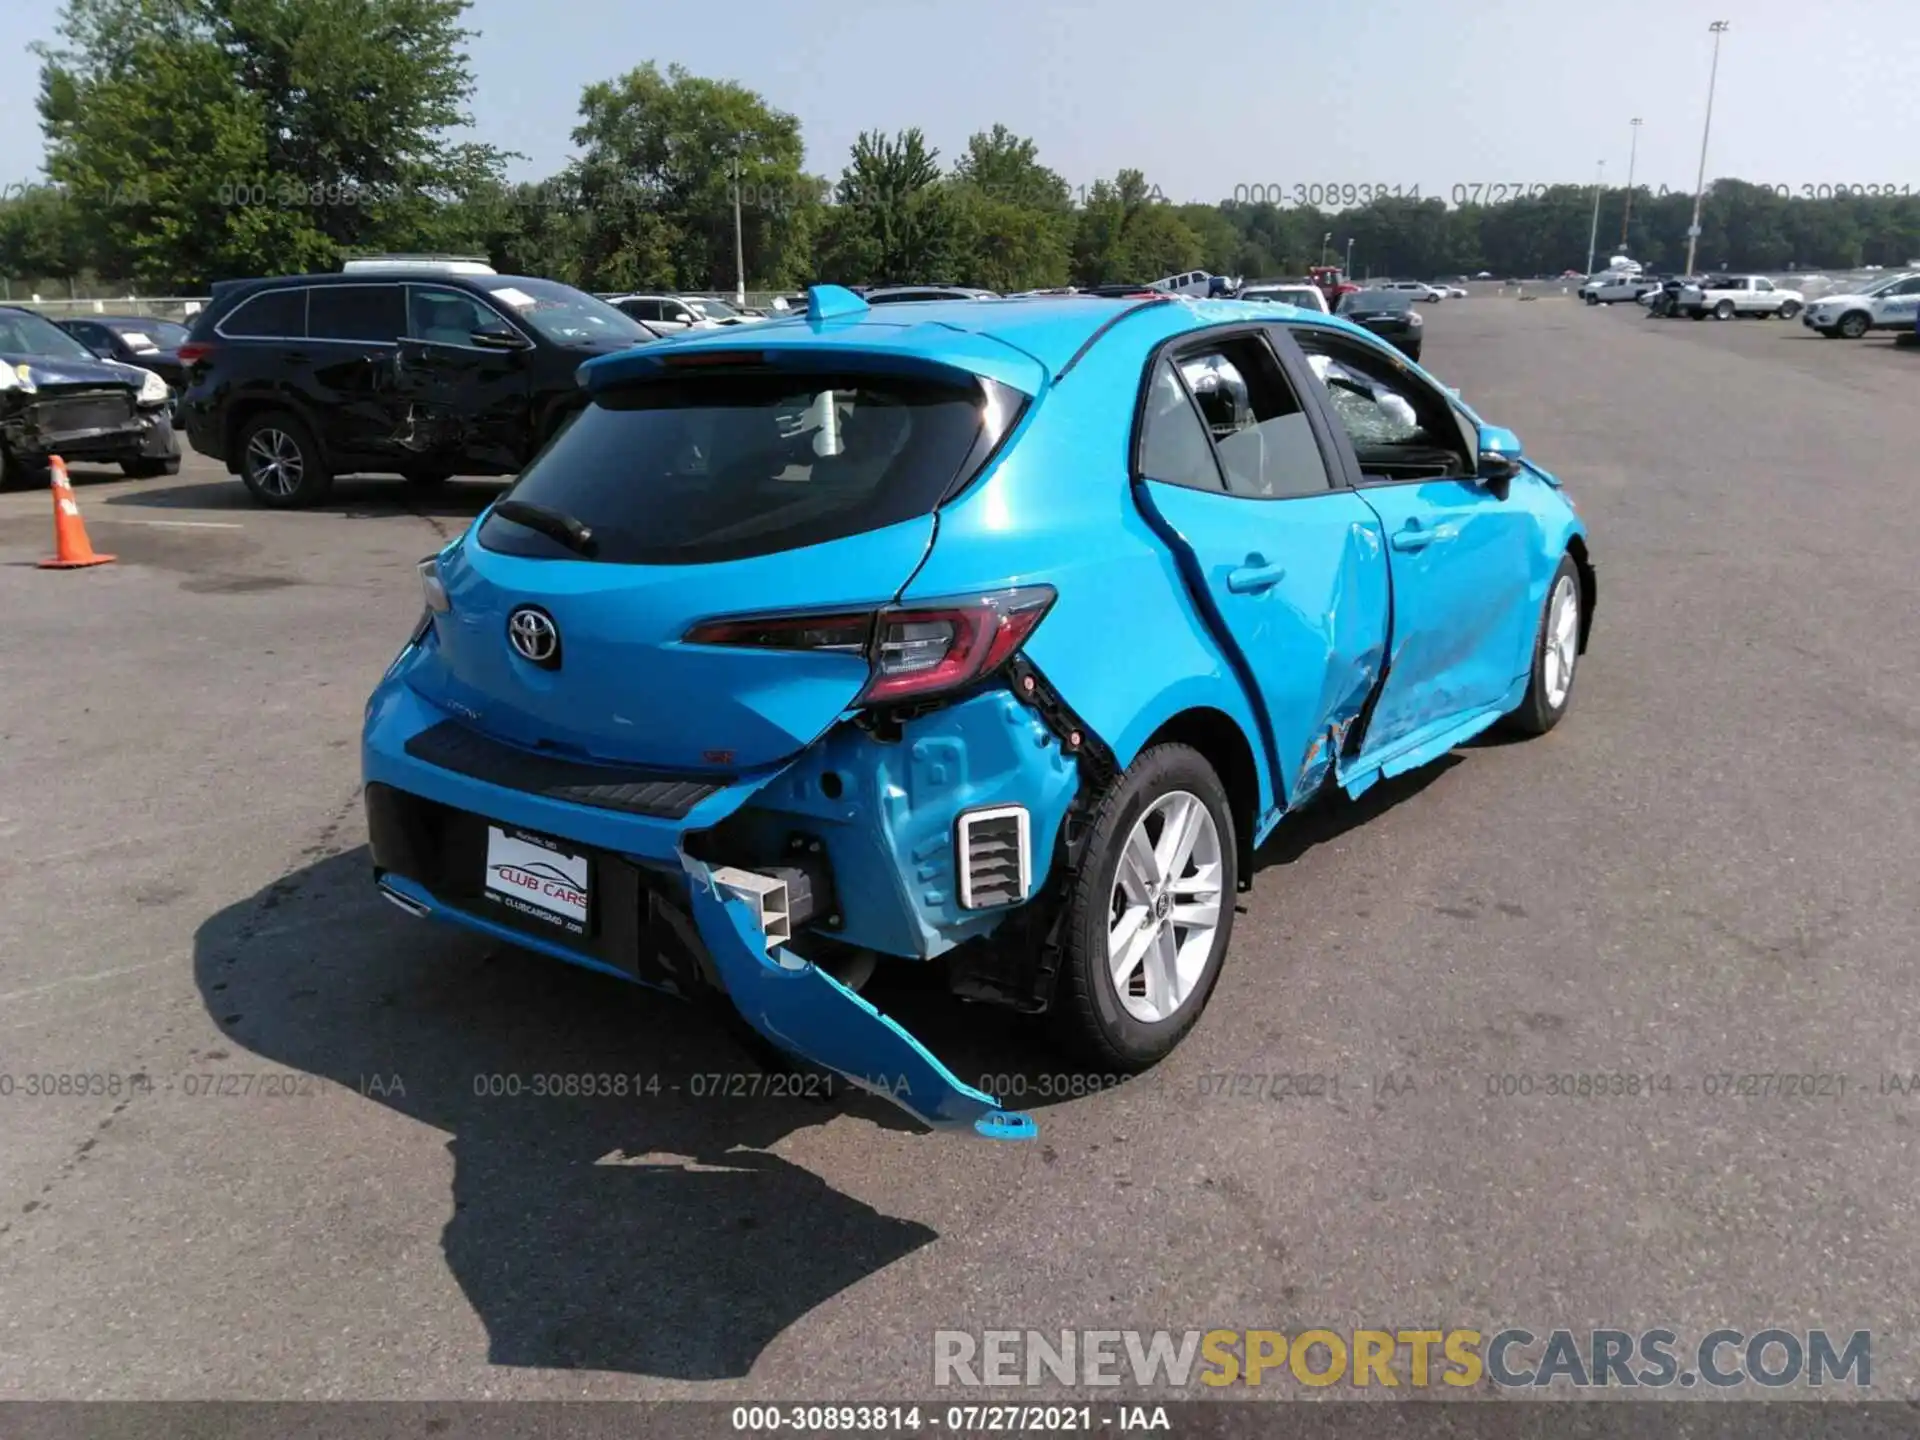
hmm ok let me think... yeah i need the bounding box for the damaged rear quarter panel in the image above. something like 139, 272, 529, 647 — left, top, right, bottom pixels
718, 689, 1082, 960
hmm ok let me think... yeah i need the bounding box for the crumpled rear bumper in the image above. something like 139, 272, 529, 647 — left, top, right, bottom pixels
363, 676, 1038, 1141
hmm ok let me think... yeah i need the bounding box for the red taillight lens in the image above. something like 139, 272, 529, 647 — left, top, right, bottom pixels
176, 341, 215, 365
681, 587, 1056, 706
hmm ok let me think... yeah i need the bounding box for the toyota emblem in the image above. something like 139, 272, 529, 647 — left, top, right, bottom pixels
507, 606, 561, 668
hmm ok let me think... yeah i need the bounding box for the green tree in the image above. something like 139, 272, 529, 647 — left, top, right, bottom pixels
34, 0, 504, 287
566, 62, 814, 292
818, 128, 969, 284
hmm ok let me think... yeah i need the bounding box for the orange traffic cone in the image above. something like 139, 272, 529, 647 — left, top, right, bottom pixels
37, 457, 115, 570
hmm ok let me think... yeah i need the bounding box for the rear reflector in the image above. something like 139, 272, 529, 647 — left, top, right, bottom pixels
682, 586, 1055, 706
175, 341, 216, 364
956, 805, 1030, 909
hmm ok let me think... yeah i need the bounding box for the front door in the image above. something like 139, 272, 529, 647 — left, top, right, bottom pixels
1131, 332, 1391, 811
394, 286, 533, 473
1288, 330, 1539, 768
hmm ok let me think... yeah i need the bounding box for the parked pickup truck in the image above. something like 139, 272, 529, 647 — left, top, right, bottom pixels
1673, 275, 1805, 320
1580, 273, 1660, 305
1799, 272, 1920, 338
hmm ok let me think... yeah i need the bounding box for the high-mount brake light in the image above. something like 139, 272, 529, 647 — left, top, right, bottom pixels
682, 587, 1056, 706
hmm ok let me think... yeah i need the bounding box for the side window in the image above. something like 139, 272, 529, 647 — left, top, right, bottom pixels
1755, 278, 1774, 292
409, 286, 503, 345
222, 288, 307, 339
1136, 358, 1223, 492
1293, 335, 1468, 481
1891, 279, 1920, 297
1175, 335, 1331, 499
308, 285, 406, 343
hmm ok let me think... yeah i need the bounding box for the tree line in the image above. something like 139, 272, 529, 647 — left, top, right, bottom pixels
6, 0, 1918, 296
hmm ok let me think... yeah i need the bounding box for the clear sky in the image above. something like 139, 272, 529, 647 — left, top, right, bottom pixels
4, 0, 1916, 200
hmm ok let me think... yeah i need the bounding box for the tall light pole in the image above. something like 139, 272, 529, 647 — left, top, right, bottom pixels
1321, 231, 1332, 265
1684, 22, 1731, 277
1620, 117, 1643, 251
1584, 160, 1606, 277
730, 145, 747, 307
1344, 236, 1354, 276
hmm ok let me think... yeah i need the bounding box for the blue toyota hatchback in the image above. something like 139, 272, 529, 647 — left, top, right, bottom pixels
362, 286, 1595, 1140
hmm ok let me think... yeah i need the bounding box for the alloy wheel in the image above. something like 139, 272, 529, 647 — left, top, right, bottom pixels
1106, 790, 1224, 1024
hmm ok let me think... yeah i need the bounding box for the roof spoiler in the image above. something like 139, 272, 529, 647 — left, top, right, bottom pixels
806, 284, 869, 323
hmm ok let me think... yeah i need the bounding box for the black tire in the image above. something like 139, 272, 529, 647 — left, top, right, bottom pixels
121, 455, 181, 478
1778, 301, 1801, 319
235, 410, 331, 508
1837, 311, 1870, 339
1689, 309, 1706, 321
1503, 553, 1584, 737
1053, 743, 1238, 1070
0, 443, 51, 493
1713, 300, 1736, 320
1584, 294, 1599, 306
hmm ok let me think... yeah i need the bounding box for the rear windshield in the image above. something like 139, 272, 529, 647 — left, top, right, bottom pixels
479, 370, 1015, 564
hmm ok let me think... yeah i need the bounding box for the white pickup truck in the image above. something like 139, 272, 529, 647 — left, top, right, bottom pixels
1673, 274, 1805, 320
1580, 272, 1660, 304
1799, 272, 1920, 338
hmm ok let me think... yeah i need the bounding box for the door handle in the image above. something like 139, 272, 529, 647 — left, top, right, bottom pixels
1226, 558, 1287, 594
1390, 521, 1457, 552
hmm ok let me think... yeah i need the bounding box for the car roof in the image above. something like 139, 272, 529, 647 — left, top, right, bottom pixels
581, 293, 1394, 396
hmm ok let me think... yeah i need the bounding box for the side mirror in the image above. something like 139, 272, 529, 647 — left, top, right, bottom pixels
470, 325, 529, 351
1475, 424, 1524, 484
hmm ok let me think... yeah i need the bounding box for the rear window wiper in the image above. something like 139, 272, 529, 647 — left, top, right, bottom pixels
491, 499, 598, 557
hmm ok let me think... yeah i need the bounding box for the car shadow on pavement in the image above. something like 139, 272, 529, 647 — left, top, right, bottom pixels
1249, 755, 1461, 876
104, 473, 505, 521
191, 845, 1048, 1380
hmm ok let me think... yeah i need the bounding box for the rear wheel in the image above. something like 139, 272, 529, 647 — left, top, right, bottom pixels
236, 411, 331, 508
1837, 311, 1871, 339
1503, 553, 1584, 737
1778, 300, 1801, 319
1054, 744, 1237, 1070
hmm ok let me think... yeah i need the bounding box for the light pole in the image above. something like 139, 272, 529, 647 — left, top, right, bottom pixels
1321, 231, 1332, 265
1584, 160, 1606, 277
1620, 117, 1642, 250
730, 144, 747, 307
1684, 22, 1730, 278
1344, 236, 1354, 276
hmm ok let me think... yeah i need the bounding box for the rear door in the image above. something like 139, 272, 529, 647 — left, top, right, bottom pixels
393, 285, 532, 472
304, 283, 410, 466
419, 365, 1016, 771
1288, 327, 1540, 766
1130, 329, 1390, 809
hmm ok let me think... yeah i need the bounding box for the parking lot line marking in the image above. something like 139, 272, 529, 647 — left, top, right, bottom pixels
0, 958, 173, 1006
99, 518, 244, 530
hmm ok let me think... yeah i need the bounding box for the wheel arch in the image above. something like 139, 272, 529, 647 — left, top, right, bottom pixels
1138, 705, 1263, 890
223, 396, 331, 472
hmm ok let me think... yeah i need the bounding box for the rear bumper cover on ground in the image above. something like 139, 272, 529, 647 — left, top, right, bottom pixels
363, 673, 1038, 1141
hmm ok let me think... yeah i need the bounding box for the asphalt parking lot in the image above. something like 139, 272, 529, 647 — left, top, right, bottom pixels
3, 295, 1918, 1400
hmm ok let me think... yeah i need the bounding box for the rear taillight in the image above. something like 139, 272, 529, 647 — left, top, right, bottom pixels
683, 586, 1055, 706
176, 341, 216, 365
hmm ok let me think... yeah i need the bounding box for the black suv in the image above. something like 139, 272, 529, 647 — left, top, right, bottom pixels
179, 272, 656, 507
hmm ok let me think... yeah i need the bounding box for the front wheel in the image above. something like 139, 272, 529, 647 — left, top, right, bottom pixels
1054, 744, 1238, 1070
1837, 311, 1871, 339
1503, 553, 1584, 737
1778, 301, 1801, 319
0, 443, 51, 492
1713, 300, 1736, 320
121, 456, 181, 478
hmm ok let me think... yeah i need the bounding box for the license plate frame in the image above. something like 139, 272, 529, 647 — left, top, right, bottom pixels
482, 824, 591, 937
